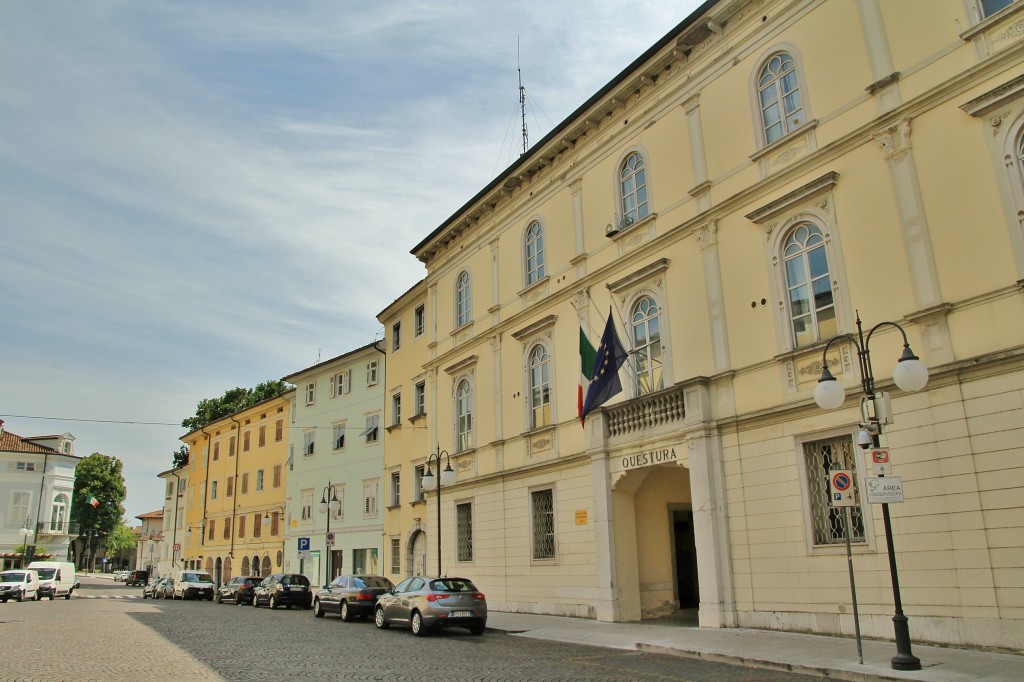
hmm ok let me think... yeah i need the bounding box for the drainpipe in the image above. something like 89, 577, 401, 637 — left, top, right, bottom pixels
229, 415, 242, 561
170, 468, 183, 569
200, 425, 213, 555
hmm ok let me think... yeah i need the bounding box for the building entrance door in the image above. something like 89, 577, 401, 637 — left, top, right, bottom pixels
672, 508, 699, 608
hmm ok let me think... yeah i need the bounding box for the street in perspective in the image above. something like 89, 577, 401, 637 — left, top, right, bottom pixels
2, 575, 823, 682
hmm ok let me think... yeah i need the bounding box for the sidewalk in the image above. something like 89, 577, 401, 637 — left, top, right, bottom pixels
485, 611, 1022, 682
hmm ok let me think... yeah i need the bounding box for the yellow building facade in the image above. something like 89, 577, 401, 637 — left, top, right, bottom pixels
181, 393, 291, 584
379, 0, 1024, 652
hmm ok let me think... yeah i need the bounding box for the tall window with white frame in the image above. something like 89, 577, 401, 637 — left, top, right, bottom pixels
525, 221, 545, 285
414, 381, 426, 417
392, 321, 401, 352
455, 378, 473, 452
303, 430, 315, 457
758, 52, 804, 145
414, 304, 425, 337
390, 471, 400, 507
390, 538, 401, 574
530, 488, 555, 560
620, 152, 649, 227
803, 435, 865, 545
528, 344, 551, 428
631, 295, 664, 395
455, 271, 471, 328
363, 415, 380, 443
332, 424, 345, 451
456, 503, 473, 562
305, 382, 316, 405
391, 392, 401, 426
783, 222, 836, 348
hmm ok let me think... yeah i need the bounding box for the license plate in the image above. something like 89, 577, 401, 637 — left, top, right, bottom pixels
289, 586, 304, 591
450, 610, 473, 618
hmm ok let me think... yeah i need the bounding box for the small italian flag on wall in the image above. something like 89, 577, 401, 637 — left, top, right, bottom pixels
88, 495, 100, 508
579, 327, 598, 425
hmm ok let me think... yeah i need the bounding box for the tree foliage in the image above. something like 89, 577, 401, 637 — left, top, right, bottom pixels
70, 452, 127, 535
105, 521, 137, 553
172, 444, 189, 468
180, 379, 291, 433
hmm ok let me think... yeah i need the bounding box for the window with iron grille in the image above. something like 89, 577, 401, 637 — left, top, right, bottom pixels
803, 435, 865, 545
531, 488, 555, 560
390, 538, 401, 574
456, 503, 473, 562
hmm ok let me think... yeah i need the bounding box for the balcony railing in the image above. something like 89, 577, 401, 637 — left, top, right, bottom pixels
606, 384, 686, 437
36, 521, 80, 536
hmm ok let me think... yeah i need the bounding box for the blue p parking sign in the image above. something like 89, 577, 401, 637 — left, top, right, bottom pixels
298, 537, 310, 552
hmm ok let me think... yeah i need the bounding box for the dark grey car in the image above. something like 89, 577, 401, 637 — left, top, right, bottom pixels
374, 576, 486, 636
313, 574, 393, 621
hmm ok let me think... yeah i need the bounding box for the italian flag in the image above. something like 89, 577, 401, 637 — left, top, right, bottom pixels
88, 495, 100, 508
579, 327, 597, 425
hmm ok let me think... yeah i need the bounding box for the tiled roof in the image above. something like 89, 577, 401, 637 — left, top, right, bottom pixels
0, 429, 57, 454
135, 510, 164, 520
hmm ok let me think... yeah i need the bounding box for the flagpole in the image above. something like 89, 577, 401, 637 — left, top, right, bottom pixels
607, 295, 643, 395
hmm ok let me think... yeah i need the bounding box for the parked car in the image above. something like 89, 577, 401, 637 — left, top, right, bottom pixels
375, 576, 486, 636
142, 577, 160, 599
313, 574, 394, 621
252, 573, 313, 610
154, 577, 174, 599
216, 576, 261, 605
172, 570, 215, 601
113, 570, 130, 582
126, 569, 149, 587
0, 569, 41, 603
28, 561, 75, 600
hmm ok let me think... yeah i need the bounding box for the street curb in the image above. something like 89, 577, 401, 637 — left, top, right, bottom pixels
636, 643, 904, 682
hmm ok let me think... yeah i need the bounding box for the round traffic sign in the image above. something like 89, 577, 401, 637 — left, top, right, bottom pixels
831, 471, 852, 492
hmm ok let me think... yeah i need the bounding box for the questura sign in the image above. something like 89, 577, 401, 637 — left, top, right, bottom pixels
622, 447, 678, 471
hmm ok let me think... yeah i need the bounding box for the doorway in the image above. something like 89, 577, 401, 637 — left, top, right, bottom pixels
671, 507, 699, 609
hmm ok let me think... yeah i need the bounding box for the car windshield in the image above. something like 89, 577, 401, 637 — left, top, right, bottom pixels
354, 576, 393, 589
184, 573, 211, 583
1, 573, 26, 583
35, 569, 56, 579
429, 578, 478, 593
281, 575, 309, 586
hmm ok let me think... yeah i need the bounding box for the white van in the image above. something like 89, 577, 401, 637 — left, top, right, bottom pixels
0, 569, 40, 602
28, 561, 76, 600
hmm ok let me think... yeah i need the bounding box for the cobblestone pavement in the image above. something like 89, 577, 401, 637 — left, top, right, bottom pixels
0, 578, 823, 681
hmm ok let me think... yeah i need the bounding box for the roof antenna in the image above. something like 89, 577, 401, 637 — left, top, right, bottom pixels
518, 36, 528, 156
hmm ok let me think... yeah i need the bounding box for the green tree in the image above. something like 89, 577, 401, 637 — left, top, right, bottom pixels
105, 522, 136, 554
70, 453, 127, 535
180, 379, 290, 433
171, 444, 189, 468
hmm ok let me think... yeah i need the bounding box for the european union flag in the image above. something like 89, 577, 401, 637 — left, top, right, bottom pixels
581, 309, 627, 423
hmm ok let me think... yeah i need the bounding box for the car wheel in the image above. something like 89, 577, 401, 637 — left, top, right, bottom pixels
207, 595, 213, 601
340, 601, 353, 622
48, 594, 54, 601
35, 592, 42, 601
216, 593, 223, 604
269, 595, 278, 610
65, 590, 73, 600
374, 606, 389, 629
313, 599, 324, 618
470, 624, 485, 636
16, 591, 23, 603
411, 611, 429, 637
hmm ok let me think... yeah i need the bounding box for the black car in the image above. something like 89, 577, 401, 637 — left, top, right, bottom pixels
126, 570, 149, 587
252, 573, 312, 610
216, 576, 261, 605
313, 574, 394, 621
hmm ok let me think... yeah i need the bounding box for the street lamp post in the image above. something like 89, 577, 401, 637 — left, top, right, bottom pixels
813, 312, 927, 672
420, 446, 457, 576
318, 483, 341, 584
18, 520, 33, 568
81, 529, 98, 572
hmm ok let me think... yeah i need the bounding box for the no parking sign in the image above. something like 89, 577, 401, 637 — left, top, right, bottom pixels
829, 469, 856, 507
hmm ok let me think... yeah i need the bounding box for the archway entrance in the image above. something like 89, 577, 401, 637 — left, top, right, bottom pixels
409, 530, 427, 577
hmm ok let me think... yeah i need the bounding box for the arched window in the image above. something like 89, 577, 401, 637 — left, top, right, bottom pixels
528, 345, 551, 428
758, 52, 804, 144
261, 555, 271, 576
455, 271, 471, 327
783, 222, 836, 348
251, 554, 261, 577
620, 152, 649, 226
631, 295, 664, 395
50, 493, 69, 533
241, 556, 250, 576
525, 221, 545, 285
455, 378, 473, 452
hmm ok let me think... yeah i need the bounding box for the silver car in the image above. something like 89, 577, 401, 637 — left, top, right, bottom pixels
374, 576, 486, 636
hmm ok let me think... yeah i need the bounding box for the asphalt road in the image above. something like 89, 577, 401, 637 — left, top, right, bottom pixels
0, 575, 822, 681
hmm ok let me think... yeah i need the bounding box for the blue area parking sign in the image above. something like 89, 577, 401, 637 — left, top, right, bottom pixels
298, 537, 310, 552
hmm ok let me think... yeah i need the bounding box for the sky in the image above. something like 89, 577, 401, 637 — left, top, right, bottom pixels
0, 0, 703, 522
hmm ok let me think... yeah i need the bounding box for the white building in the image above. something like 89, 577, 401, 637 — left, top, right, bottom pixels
0, 420, 79, 569
282, 342, 386, 586
156, 467, 187, 579
135, 509, 164, 577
